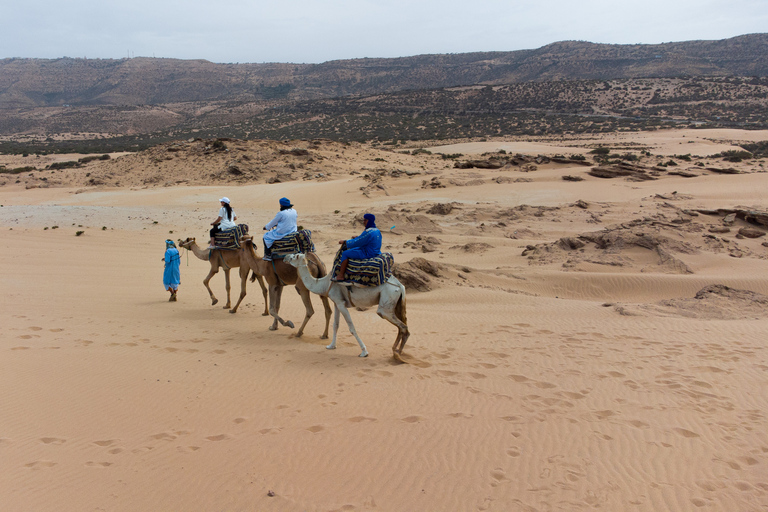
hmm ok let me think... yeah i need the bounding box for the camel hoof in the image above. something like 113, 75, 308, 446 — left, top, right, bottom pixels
359, 352, 369, 358
320, 335, 328, 340
269, 326, 278, 331
286, 321, 295, 329
211, 298, 218, 306
262, 312, 270, 316
229, 309, 237, 314
325, 344, 336, 350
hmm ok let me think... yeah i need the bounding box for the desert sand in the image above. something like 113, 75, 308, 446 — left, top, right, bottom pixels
1, 129, 767, 511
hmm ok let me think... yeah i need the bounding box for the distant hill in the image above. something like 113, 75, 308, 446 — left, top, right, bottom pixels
2, 34, 767, 108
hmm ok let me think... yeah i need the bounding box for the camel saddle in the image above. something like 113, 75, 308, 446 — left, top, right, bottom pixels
331, 249, 395, 287
270, 229, 315, 259
213, 224, 249, 249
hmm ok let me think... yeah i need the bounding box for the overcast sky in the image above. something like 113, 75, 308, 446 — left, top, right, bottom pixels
2, 0, 766, 64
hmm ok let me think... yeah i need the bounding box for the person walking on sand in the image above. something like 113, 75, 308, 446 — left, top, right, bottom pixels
262, 197, 298, 261
209, 197, 237, 247
334, 213, 381, 281
163, 239, 181, 301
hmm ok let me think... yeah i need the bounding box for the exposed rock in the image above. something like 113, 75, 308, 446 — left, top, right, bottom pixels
708, 226, 730, 234
562, 175, 584, 181
426, 203, 455, 215
452, 242, 493, 253
588, 163, 657, 181
454, 159, 504, 169
393, 257, 442, 292
558, 237, 586, 250
738, 227, 766, 238
573, 199, 589, 209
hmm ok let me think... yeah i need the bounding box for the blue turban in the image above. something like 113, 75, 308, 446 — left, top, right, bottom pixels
279, 197, 293, 207
165, 239, 176, 248
363, 213, 376, 228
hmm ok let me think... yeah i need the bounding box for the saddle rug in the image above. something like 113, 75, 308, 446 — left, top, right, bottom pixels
213, 224, 249, 249
271, 230, 315, 259
331, 249, 395, 287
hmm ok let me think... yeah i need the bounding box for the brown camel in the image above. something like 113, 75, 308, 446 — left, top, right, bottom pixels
178, 237, 268, 315
238, 236, 331, 339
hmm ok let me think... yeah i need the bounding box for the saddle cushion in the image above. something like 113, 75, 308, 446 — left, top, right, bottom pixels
270, 229, 315, 259
213, 224, 249, 249
332, 249, 395, 287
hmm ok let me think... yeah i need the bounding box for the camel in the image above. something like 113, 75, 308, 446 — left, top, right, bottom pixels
238, 236, 331, 339
283, 253, 409, 358
178, 237, 268, 315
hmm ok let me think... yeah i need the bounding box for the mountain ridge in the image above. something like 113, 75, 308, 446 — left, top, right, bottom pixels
2, 34, 767, 109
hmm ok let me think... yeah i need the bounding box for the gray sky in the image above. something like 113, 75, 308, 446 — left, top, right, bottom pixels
2, 0, 766, 63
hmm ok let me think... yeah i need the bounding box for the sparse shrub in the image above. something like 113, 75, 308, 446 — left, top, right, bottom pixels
569, 154, 586, 161
720, 150, 752, 162
48, 161, 80, 170
102, 226, 107, 230
589, 147, 610, 155
75, 231, 84, 236
440, 153, 463, 160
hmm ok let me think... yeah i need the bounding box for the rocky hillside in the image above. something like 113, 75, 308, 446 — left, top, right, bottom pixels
2, 34, 767, 109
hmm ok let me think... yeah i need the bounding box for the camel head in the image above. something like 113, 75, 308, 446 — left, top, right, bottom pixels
179, 237, 195, 249
283, 253, 306, 268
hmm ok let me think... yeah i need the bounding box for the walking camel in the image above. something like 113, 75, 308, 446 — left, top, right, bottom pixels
178, 237, 268, 315
283, 253, 409, 358
238, 236, 332, 339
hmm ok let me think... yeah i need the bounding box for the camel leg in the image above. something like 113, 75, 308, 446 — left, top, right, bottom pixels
326, 305, 341, 351
333, 296, 368, 358
377, 297, 409, 355
230, 266, 250, 314
252, 274, 270, 316
268, 285, 294, 331
203, 269, 219, 306
319, 295, 331, 340
223, 269, 232, 309
294, 284, 315, 338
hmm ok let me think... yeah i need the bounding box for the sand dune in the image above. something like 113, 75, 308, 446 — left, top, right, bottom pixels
1, 129, 767, 511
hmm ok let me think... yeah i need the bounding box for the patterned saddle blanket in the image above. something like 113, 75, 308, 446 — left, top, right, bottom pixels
213, 224, 249, 249
331, 248, 395, 287
271, 230, 315, 259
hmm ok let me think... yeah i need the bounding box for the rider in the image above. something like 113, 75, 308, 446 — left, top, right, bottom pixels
334, 213, 381, 281
262, 197, 298, 261
210, 197, 237, 247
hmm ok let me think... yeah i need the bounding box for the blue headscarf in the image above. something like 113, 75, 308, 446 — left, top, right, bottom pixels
363, 213, 376, 229
166, 239, 176, 248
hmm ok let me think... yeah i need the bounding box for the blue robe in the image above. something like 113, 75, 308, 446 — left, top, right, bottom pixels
163, 248, 181, 290
342, 228, 382, 261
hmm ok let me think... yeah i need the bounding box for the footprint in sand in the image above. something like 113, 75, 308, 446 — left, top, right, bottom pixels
305, 425, 325, 433
348, 416, 377, 423
40, 438, 66, 445
673, 428, 700, 438
93, 439, 119, 447
233, 418, 247, 424
85, 461, 113, 467
150, 432, 177, 441
205, 434, 231, 441
11, 347, 30, 350
49, 328, 64, 332
401, 416, 423, 423
25, 461, 57, 469
29, 327, 43, 331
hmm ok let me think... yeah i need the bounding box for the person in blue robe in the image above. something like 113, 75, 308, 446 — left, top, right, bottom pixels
334, 213, 382, 281
163, 239, 181, 301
